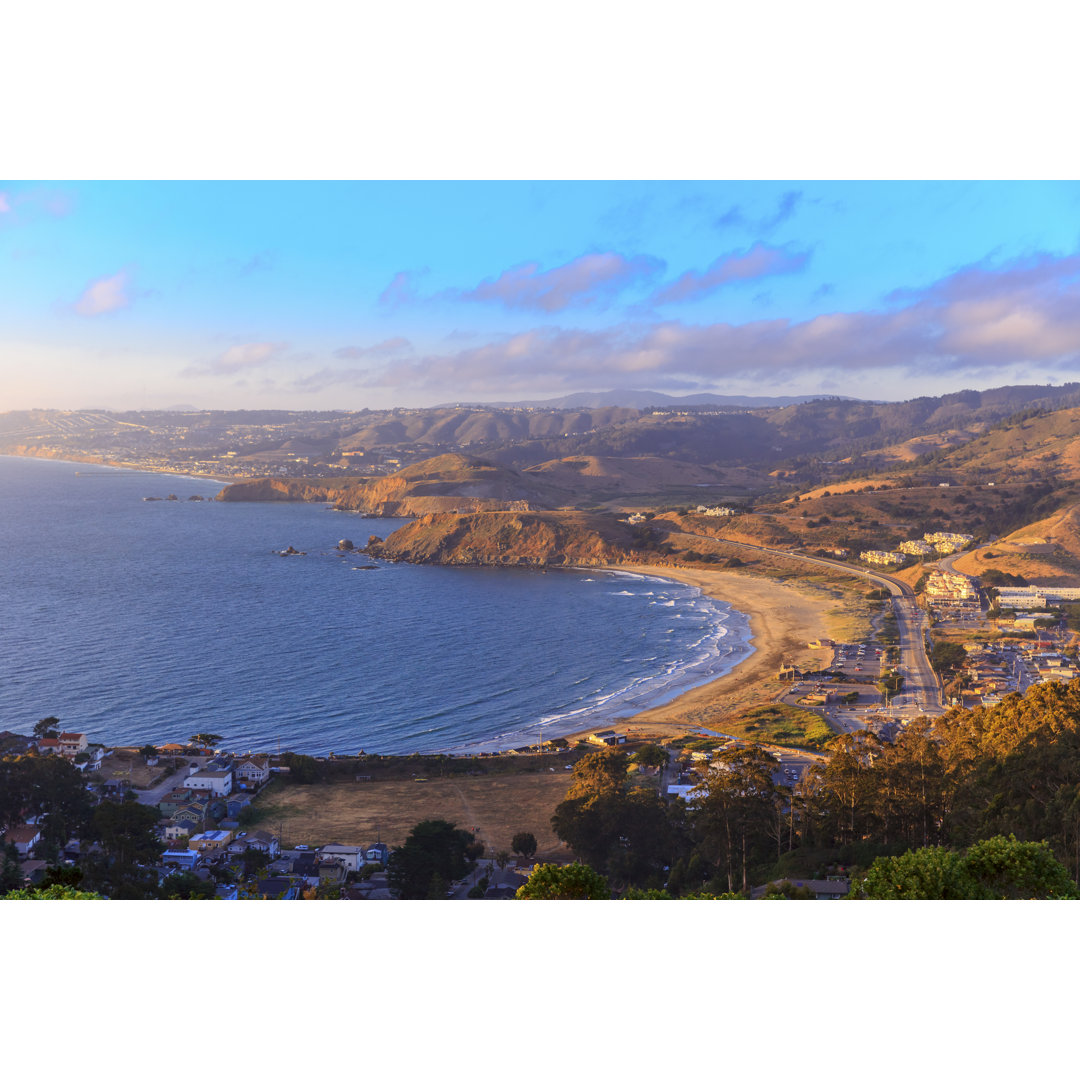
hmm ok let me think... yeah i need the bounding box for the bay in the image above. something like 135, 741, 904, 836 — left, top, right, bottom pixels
0, 455, 752, 754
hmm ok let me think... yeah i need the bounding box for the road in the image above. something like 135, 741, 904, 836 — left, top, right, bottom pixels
690, 535, 945, 721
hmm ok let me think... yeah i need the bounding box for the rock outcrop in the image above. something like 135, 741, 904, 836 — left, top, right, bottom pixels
364, 509, 645, 568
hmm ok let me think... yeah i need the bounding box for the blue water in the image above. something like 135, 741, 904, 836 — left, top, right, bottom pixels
0, 455, 753, 754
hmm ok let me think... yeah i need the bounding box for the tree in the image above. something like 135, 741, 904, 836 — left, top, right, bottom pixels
566, 749, 629, 801
516, 862, 611, 899
2, 883, 105, 900
387, 819, 477, 900
190, 733, 223, 751
33, 717, 61, 740
139, 743, 159, 761
495, 851, 511, 871
0, 844, 23, 896
848, 846, 974, 899
510, 831, 537, 861
632, 743, 669, 769
849, 836, 1080, 900
962, 835, 1080, 899
160, 871, 216, 899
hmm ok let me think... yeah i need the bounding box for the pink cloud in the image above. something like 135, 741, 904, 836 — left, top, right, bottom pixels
74, 271, 133, 316
457, 252, 664, 312
650, 243, 810, 305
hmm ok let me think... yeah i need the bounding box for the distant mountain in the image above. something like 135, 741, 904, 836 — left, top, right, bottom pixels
439, 390, 862, 410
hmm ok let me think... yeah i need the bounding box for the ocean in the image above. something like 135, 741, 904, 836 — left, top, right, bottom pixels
0, 455, 753, 754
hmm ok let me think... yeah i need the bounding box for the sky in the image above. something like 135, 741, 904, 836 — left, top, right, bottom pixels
3, 179, 1080, 412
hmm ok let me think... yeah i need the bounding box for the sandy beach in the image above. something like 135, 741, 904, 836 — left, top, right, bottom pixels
555, 564, 847, 746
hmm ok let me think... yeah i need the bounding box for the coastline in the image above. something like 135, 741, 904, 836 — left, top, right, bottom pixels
0, 449, 234, 484
449, 563, 843, 754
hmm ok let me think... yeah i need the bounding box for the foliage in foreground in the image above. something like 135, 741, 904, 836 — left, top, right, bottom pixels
848, 836, 1080, 899
516, 862, 611, 899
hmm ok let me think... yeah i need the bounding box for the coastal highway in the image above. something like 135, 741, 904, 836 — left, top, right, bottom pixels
692, 536, 944, 719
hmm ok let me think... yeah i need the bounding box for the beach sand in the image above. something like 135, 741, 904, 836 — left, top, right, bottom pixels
556, 565, 850, 746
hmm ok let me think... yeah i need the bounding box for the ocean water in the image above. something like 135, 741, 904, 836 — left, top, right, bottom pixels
0, 455, 753, 754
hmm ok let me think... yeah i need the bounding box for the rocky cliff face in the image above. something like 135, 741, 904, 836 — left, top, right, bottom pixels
364, 510, 644, 567
216, 454, 557, 517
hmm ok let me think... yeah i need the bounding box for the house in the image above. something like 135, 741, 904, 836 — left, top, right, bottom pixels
234, 756, 270, 789
183, 765, 234, 796
750, 877, 850, 899
318, 843, 364, 873
227, 830, 280, 858
2, 824, 42, 857
364, 842, 390, 868
162, 821, 198, 842
224, 793, 254, 819
38, 732, 88, 757
588, 730, 627, 746
187, 829, 234, 852
252, 877, 301, 900
161, 848, 201, 871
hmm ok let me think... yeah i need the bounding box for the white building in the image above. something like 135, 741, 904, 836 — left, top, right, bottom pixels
183, 765, 234, 796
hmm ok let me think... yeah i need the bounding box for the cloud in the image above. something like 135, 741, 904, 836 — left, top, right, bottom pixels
238, 250, 275, 276
649, 243, 810, 305
181, 341, 292, 378
73, 270, 135, 316
455, 252, 664, 312
350, 249, 1080, 395
715, 189, 803, 232
378, 270, 426, 309
0, 193, 10, 214
333, 337, 413, 360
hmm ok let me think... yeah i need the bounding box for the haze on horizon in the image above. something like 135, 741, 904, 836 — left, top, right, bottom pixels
2, 180, 1080, 414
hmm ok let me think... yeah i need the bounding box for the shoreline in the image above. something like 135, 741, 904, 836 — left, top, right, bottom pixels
0, 449, 234, 485
444, 563, 843, 754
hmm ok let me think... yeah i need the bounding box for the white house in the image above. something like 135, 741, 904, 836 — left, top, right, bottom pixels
234, 756, 271, 789
183, 765, 234, 796
319, 843, 364, 873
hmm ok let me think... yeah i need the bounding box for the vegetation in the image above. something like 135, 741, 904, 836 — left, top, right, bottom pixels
516, 862, 611, 899
386, 819, 483, 900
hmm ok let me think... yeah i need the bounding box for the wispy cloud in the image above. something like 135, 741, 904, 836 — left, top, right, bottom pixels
455, 252, 664, 312
350, 250, 1080, 395
0, 192, 10, 214
649, 243, 810, 306
73, 270, 136, 316
333, 338, 413, 360
378, 270, 427, 309
181, 341, 292, 378
715, 189, 803, 232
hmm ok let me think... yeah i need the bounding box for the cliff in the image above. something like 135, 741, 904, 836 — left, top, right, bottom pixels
365, 510, 647, 567
217, 454, 559, 516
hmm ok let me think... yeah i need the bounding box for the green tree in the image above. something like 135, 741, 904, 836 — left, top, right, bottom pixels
848, 846, 974, 899
510, 831, 537, 861
849, 837, 1080, 900
762, 881, 816, 899
160, 871, 216, 899
566, 749, 629, 801
387, 819, 476, 900
632, 743, 669, 769
190, 733, 223, 750
0, 844, 23, 896
139, 743, 159, 761
516, 862, 611, 899
962, 835, 1080, 899
32, 717, 61, 740
2, 883, 104, 900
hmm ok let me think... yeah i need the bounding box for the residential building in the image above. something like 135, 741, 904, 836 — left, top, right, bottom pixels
187, 829, 234, 852
860, 550, 906, 567
38, 732, 88, 757
183, 765, 234, 796
1, 824, 42, 857
234, 756, 270, 789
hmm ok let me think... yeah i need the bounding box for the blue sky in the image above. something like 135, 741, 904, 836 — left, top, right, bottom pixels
3, 179, 1080, 411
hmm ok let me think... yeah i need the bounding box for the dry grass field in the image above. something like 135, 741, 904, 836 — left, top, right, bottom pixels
254, 771, 576, 859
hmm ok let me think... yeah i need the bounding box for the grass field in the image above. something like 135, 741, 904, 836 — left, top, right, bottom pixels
253, 771, 576, 859
716, 703, 835, 750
